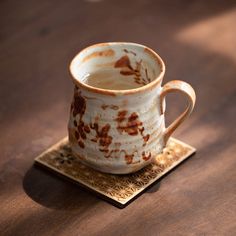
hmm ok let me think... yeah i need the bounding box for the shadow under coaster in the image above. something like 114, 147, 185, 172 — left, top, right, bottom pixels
35, 137, 196, 208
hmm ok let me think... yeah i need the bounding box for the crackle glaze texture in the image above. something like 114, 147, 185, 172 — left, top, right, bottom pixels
68, 42, 195, 174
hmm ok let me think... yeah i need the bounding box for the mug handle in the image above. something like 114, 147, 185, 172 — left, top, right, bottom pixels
160, 80, 196, 145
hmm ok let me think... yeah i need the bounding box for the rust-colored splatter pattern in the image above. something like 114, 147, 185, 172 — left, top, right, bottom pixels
101, 104, 119, 110
142, 151, 152, 161
90, 123, 113, 153
103, 148, 138, 165
71, 87, 86, 118
139, 127, 150, 146
103, 149, 120, 158
114, 55, 151, 85
121, 150, 140, 165
124, 152, 134, 164
115, 110, 150, 146
70, 87, 113, 155
117, 111, 142, 136
87, 123, 139, 164
70, 87, 90, 148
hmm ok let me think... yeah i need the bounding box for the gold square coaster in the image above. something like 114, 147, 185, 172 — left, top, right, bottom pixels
35, 137, 196, 208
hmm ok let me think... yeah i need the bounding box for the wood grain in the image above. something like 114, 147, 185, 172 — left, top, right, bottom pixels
0, 0, 236, 235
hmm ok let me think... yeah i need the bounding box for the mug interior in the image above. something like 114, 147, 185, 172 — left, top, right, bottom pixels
70, 42, 164, 92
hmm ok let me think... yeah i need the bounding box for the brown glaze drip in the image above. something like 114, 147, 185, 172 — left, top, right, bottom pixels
142, 151, 151, 161
114, 55, 151, 85
101, 104, 119, 110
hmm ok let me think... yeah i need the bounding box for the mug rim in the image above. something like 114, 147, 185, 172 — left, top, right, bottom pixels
69, 42, 166, 96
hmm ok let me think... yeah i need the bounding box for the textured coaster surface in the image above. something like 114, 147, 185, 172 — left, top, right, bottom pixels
35, 137, 196, 208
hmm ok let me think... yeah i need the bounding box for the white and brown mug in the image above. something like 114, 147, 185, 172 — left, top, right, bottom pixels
68, 42, 196, 174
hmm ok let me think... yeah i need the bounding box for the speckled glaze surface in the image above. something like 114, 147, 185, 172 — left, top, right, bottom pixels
68, 42, 196, 174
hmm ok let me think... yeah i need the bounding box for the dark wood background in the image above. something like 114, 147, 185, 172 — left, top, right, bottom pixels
1, 0, 236, 235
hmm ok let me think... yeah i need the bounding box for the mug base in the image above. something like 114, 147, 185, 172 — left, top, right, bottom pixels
73, 154, 153, 174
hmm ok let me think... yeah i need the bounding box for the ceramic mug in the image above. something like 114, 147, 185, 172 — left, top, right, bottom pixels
68, 42, 196, 174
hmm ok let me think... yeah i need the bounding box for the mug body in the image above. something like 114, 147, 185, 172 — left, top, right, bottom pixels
69, 42, 165, 174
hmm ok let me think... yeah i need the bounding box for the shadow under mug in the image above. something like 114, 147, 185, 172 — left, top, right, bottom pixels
68, 42, 196, 174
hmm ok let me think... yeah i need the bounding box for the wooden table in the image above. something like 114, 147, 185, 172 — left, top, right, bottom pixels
1, 0, 236, 235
